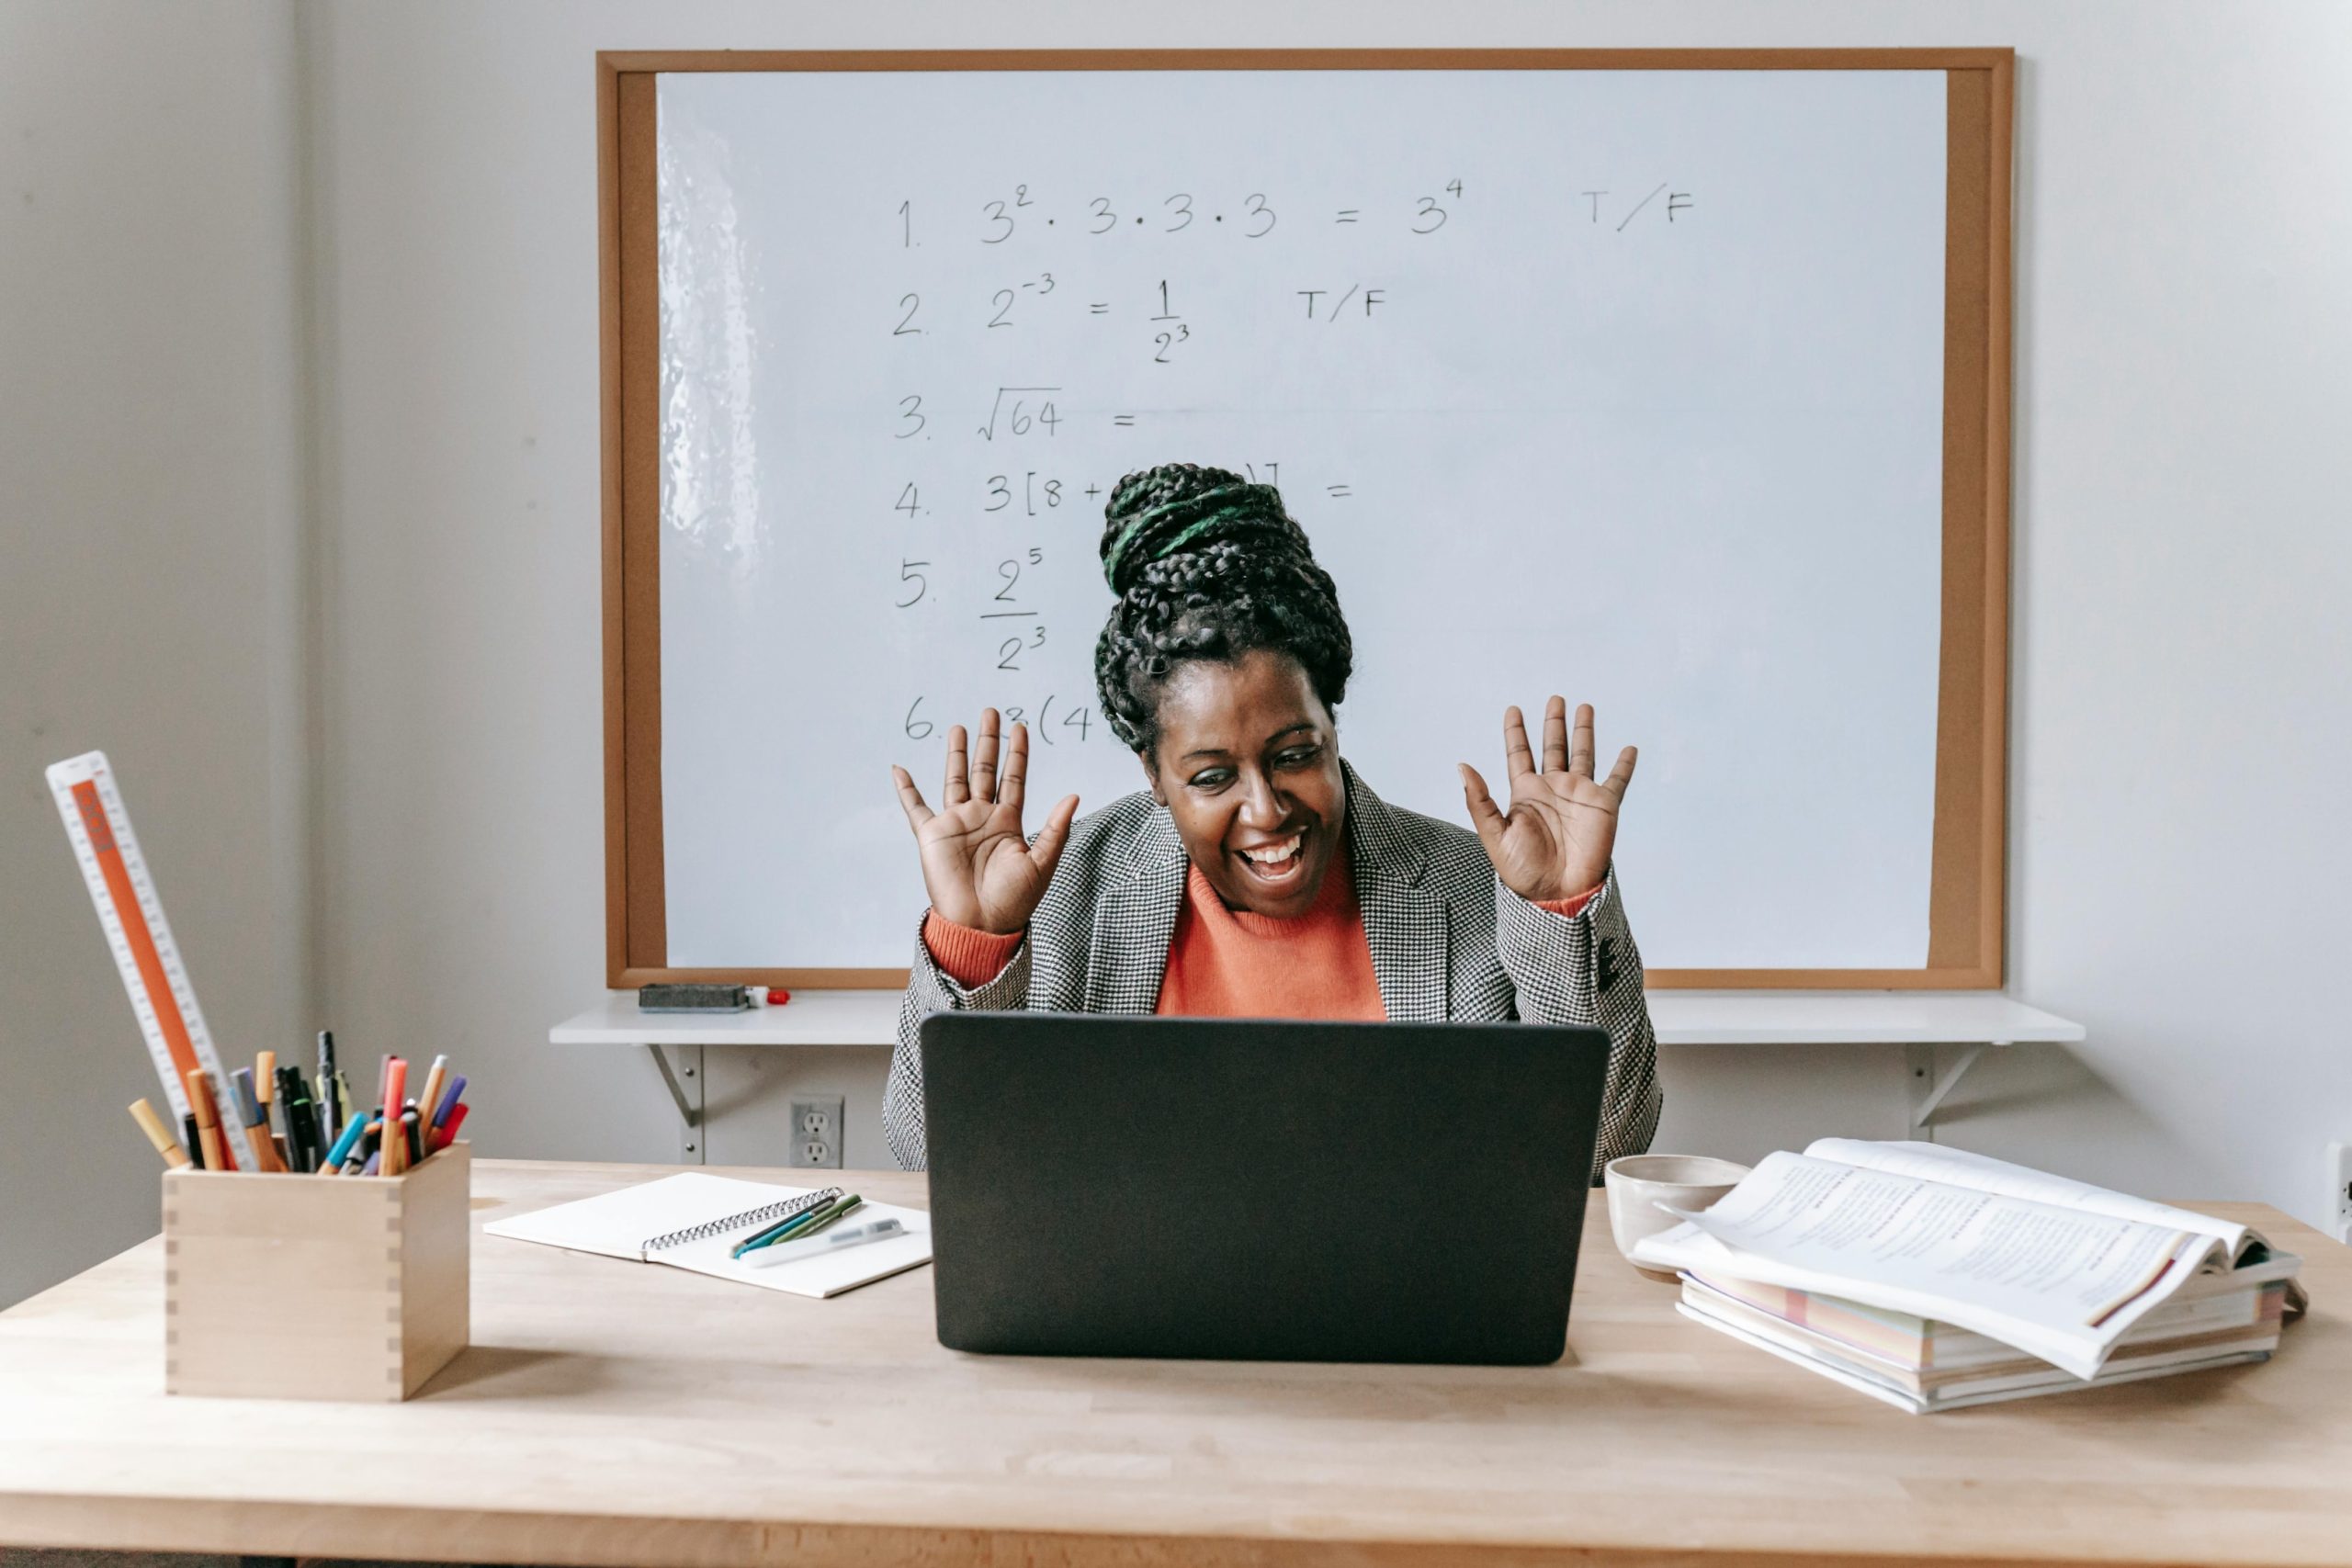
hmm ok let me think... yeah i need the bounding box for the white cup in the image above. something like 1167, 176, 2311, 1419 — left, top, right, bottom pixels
1602, 1154, 1753, 1280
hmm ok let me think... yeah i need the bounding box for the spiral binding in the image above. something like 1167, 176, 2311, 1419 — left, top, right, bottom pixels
642, 1185, 842, 1253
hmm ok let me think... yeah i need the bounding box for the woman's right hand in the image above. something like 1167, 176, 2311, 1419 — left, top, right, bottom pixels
890, 709, 1080, 936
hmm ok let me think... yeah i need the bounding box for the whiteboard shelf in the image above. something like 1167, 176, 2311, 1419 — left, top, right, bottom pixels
550, 990, 2082, 1050
555, 989, 2082, 1158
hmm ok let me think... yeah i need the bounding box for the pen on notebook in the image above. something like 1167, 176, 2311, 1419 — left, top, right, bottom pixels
797, 1195, 863, 1239
742, 1196, 844, 1252
727, 1189, 843, 1258
129, 1099, 190, 1168
745, 1217, 906, 1269
738, 1194, 856, 1257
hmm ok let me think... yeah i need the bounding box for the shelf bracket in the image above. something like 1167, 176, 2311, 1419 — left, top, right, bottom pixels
1906, 1042, 2005, 1135
647, 1043, 706, 1163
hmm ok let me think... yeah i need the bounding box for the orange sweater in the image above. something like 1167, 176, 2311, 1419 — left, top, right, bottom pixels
922, 863, 1598, 1018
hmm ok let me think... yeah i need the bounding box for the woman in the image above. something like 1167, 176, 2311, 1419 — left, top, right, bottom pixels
884, 463, 1660, 1177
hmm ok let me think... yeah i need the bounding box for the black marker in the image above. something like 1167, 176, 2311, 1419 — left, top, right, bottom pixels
315, 1031, 340, 1144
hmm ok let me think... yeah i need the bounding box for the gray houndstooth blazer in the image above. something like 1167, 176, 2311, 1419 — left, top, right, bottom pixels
884, 760, 1662, 1179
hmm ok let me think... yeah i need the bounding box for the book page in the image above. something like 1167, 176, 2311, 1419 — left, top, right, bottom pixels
1805, 1138, 2249, 1257
1647, 1152, 2222, 1376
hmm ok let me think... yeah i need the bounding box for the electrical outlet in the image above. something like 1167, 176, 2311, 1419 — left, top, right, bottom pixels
2329, 1142, 2352, 1245
787, 1094, 845, 1169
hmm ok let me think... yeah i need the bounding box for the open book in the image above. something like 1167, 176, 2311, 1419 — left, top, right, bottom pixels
1630, 1138, 2303, 1381
484, 1172, 933, 1299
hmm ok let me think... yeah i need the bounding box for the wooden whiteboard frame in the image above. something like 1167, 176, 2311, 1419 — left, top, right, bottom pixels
599, 48, 2015, 991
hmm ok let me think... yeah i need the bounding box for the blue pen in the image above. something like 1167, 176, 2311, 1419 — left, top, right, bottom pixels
740, 1195, 860, 1258
432, 1075, 467, 1130
728, 1190, 844, 1258
322, 1111, 368, 1171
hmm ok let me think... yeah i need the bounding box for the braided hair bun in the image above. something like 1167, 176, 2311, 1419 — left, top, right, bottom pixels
1093, 462, 1353, 754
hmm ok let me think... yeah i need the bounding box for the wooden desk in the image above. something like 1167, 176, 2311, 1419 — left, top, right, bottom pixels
2, 1160, 2346, 1567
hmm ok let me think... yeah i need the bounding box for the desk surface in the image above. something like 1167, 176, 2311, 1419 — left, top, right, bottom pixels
550, 989, 2089, 1046
1, 1160, 2343, 1568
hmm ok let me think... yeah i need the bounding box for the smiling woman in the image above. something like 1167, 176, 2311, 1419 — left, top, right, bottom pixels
883, 464, 1662, 1177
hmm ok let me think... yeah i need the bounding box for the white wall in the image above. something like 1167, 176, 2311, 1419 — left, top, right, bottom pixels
302, 0, 2352, 1225
0, 0, 310, 1306
6, 1, 2348, 1308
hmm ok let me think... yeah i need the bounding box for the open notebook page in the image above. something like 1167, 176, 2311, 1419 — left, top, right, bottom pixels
483, 1172, 933, 1298
484, 1172, 830, 1261
654, 1200, 933, 1299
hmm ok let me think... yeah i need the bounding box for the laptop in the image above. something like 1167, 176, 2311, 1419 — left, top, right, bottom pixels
917, 1013, 1610, 1366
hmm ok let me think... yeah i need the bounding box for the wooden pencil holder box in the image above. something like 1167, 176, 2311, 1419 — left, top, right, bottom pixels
163, 1142, 470, 1401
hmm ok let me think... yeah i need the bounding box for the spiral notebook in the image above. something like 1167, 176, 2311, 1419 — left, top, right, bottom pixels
482, 1172, 933, 1298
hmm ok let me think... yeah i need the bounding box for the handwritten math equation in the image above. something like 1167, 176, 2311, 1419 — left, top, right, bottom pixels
876, 179, 1690, 744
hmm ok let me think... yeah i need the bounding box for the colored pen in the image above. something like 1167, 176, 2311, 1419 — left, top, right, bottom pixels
728, 1188, 844, 1258
738, 1194, 857, 1257
322, 1110, 368, 1171
129, 1099, 190, 1168
185, 1069, 226, 1173
277, 1066, 321, 1173
431, 1101, 469, 1150
380, 1061, 408, 1175
230, 1068, 287, 1172
181, 1111, 205, 1169
432, 1075, 467, 1130
738, 1192, 846, 1252
346, 1117, 382, 1175
745, 1217, 906, 1269
401, 1105, 423, 1166
255, 1051, 297, 1168
413, 1056, 447, 1145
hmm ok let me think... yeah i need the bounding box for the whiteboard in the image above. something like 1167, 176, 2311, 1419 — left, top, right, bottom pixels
651, 67, 1949, 973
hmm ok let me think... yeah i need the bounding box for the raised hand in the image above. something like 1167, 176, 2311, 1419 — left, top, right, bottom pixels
891, 709, 1080, 936
1459, 697, 1636, 904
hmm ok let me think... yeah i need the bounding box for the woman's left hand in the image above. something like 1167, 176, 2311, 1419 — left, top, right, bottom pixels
1460, 697, 1637, 904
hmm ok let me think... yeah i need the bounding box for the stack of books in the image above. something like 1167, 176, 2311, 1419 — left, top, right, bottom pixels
1634, 1139, 2305, 1415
